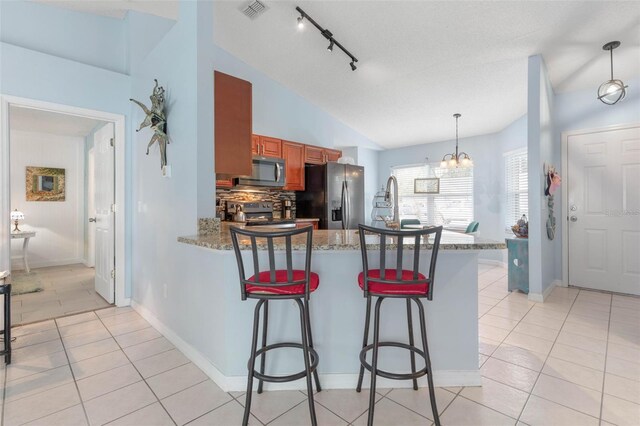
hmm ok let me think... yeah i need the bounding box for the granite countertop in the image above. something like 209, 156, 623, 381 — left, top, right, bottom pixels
178, 223, 506, 251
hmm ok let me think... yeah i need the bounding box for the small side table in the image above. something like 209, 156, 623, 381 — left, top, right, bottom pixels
11, 231, 36, 273
506, 237, 529, 294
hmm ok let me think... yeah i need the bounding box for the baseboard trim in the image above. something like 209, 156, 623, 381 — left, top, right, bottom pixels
478, 259, 507, 268
131, 301, 482, 392
223, 370, 482, 392
131, 301, 231, 391
528, 280, 558, 302
10, 258, 85, 270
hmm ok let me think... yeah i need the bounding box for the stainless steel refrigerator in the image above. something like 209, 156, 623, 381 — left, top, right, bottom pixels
296, 162, 365, 229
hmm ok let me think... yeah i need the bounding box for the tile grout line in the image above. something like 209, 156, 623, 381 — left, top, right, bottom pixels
598, 292, 614, 425
53, 316, 92, 426
1, 361, 6, 426
93, 311, 177, 426
513, 288, 584, 423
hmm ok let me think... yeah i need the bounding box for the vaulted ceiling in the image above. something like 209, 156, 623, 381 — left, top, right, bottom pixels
34, 1, 640, 148
213, 1, 640, 148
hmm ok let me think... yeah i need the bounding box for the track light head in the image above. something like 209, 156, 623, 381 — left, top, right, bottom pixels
297, 15, 304, 29
327, 39, 334, 52
350, 61, 357, 71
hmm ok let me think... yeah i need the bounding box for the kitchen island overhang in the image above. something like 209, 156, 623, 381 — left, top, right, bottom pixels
138, 226, 505, 392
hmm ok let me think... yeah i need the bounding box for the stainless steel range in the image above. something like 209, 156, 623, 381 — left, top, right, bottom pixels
226, 201, 296, 228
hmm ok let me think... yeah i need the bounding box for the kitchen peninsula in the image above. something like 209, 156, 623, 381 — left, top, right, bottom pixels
170, 224, 505, 392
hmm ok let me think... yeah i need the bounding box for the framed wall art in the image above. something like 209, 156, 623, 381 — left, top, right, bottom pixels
26, 167, 66, 201
414, 178, 440, 194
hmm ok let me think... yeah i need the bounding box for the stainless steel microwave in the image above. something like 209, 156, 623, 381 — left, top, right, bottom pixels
234, 156, 286, 187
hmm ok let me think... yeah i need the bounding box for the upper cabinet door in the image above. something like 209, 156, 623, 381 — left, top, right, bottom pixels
260, 136, 282, 158
325, 149, 342, 162
214, 71, 252, 177
251, 135, 260, 156
282, 141, 305, 191
305, 145, 325, 165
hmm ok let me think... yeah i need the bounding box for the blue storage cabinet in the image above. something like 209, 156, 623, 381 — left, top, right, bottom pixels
506, 238, 529, 293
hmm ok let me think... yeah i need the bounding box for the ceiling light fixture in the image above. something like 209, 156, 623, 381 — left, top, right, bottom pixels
295, 6, 359, 71
598, 41, 628, 105
440, 114, 472, 169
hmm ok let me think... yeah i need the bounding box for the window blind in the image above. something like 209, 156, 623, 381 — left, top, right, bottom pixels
391, 163, 474, 226
504, 149, 528, 230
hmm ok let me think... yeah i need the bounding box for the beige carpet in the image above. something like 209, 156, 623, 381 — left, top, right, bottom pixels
10, 271, 44, 295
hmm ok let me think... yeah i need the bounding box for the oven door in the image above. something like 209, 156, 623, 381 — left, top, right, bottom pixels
235, 157, 286, 187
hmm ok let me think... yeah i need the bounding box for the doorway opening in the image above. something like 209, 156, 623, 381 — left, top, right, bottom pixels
1, 97, 126, 325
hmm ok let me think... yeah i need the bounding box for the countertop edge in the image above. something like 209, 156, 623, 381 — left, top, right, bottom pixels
177, 236, 507, 251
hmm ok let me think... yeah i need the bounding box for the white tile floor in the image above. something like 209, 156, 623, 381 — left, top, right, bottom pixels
11, 264, 111, 325
2, 265, 639, 425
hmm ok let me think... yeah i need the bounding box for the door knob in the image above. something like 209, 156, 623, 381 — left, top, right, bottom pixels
89, 217, 97, 223
570, 216, 578, 222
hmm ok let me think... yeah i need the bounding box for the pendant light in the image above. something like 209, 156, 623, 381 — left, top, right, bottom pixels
598, 41, 628, 105
440, 114, 472, 169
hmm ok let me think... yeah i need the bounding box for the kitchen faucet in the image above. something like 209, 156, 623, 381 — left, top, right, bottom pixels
384, 175, 400, 229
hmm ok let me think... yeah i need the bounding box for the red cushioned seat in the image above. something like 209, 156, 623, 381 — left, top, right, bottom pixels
246, 270, 319, 295
358, 269, 429, 296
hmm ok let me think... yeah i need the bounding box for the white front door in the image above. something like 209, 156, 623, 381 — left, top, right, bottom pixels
568, 125, 640, 295
94, 123, 115, 303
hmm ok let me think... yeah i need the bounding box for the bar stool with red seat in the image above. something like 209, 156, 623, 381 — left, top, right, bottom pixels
355, 224, 443, 426
230, 225, 321, 426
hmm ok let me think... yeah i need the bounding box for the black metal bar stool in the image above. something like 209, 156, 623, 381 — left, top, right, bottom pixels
230, 225, 321, 426
355, 224, 443, 426
0, 274, 12, 364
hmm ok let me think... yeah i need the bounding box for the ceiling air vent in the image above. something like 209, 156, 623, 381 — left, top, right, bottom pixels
241, 0, 268, 20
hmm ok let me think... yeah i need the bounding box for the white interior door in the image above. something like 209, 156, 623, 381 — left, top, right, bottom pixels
568, 125, 640, 295
94, 123, 115, 303
86, 147, 96, 267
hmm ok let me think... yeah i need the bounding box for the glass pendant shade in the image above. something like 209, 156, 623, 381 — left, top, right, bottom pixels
598, 41, 628, 106
598, 79, 627, 105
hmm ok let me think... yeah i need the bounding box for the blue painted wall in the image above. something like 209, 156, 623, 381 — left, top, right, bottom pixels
0, 0, 127, 74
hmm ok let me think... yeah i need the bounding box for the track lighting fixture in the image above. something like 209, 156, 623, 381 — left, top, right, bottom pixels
295, 6, 359, 71
597, 41, 628, 105
327, 39, 334, 52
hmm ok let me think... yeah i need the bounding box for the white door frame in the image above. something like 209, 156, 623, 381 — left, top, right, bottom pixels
0, 95, 128, 306
561, 122, 640, 289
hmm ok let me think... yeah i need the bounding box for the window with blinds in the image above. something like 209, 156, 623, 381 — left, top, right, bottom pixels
391, 163, 473, 227
504, 149, 528, 230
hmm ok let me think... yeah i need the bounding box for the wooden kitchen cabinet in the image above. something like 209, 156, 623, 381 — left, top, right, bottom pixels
325, 149, 342, 162
251, 135, 260, 156
282, 141, 305, 191
253, 135, 282, 158
304, 145, 342, 164
304, 145, 325, 164
216, 177, 234, 188
296, 220, 319, 230
214, 71, 252, 177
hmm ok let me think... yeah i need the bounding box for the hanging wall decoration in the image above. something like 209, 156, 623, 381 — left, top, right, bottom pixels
26, 167, 66, 201
130, 79, 169, 169
544, 164, 561, 240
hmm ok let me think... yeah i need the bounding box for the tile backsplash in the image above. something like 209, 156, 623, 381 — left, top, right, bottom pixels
216, 188, 296, 220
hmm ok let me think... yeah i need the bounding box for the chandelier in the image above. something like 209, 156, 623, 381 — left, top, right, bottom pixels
440, 113, 472, 169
